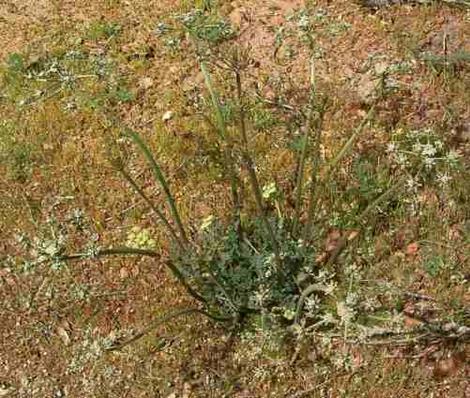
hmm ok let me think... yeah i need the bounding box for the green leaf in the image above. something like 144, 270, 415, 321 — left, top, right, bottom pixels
7, 53, 24, 71
424, 256, 444, 277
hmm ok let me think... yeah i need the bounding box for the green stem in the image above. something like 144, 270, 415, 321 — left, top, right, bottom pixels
200, 62, 227, 140
325, 104, 376, 177
293, 56, 317, 237
294, 283, 331, 325
164, 259, 208, 305
60, 246, 207, 305
235, 69, 283, 275
118, 167, 186, 250
358, 178, 405, 223
325, 178, 406, 269
206, 261, 239, 314
304, 104, 374, 242
106, 307, 233, 351
292, 110, 312, 237
200, 62, 241, 226
303, 100, 327, 242
128, 129, 189, 245
60, 246, 159, 261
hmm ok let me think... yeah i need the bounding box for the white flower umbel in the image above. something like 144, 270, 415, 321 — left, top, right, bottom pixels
437, 172, 452, 186
406, 176, 421, 193
336, 301, 355, 325
305, 294, 321, 316
421, 143, 437, 157
386, 142, 396, 154
262, 182, 278, 201
423, 156, 436, 169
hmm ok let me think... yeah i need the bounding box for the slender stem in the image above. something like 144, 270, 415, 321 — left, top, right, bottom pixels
235, 69, 282, 274
304, 103, 374, 242
292, 56, 317, 237
201, 62, 227, 139
325, 178, 406, 269
164, 259, 208, 305
303, 100, 327, 242
60, 246, 159, 261
128, 129, 189, 245
357, 178, 405, 222
106, 307, 233, 351
60, 246, 207, 304
325, 104, 376, 177
294, 283, 330, 325
200, 62, 241, 226
292, 115, 312, 237
118, 167, 186, 250
206, 261, 239, 313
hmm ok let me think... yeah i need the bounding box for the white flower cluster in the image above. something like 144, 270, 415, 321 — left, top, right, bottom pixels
305, 294, 321, 313
388, 130, 429, 162
26, 233, 67, 271
302, 269, 337, 320
297, 12, 311, 31
262, 182, 278, 201
386, 128, 460, 192
252, 284, 269, 308
336, 297, 356, 325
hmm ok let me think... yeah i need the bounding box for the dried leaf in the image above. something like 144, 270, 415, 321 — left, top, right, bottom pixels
326, 229, 342, 252
0, 387, 14, 397
433, 357, 459, 378
57, 327, 71, 346
119, 267, 129, 279
315, 252, 328, 264
403, 315, 422, 328
348, 230, 360, 241
406, 242, 419, 256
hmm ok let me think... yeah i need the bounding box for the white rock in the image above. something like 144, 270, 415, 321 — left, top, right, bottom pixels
139, 77, 154, 90
162, 110, 174, 122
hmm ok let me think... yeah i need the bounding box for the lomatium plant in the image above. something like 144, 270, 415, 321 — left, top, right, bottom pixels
29, 48, 468, 352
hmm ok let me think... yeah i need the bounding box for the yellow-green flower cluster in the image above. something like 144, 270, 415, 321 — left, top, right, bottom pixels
126, 226, 157, 249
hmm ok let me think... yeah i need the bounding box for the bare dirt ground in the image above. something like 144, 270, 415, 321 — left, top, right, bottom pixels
1, 1, 469, 397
